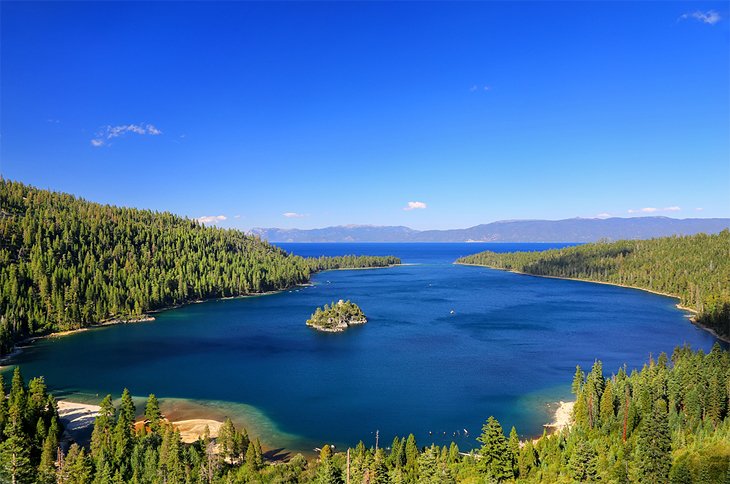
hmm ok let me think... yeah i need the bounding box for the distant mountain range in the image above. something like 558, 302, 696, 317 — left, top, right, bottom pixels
250, 217, 730, 243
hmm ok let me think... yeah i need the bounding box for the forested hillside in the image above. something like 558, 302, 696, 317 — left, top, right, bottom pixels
2, 345, 727, 482
0, 180, 398, 355
456, 232, 730, 340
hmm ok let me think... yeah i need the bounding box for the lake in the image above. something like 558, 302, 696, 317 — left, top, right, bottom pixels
5, 243, 722, 452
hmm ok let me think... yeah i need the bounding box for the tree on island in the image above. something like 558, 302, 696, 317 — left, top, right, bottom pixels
306, 300, 367, 332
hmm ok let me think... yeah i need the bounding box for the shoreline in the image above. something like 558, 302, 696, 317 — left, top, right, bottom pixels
1, 263, 402, 367
57, 399, 224, 446
543, 401, 574, 435
0, 316, 156, 369
0, 266, 401, 368
455, 262, 729, 344
56, 393, 575, 458
320, 263, 403, 272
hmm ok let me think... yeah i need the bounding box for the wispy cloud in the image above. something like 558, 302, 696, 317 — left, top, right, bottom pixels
470, 85, 491, 92
197, 215, 227, 224
628, 206, 681, 214
403, 201, 427, 211
695, 207, 704, 212
679, 10, 721, 25
91, 123, 162, 147
283, 212, 307, 218
596, 213, 613, 219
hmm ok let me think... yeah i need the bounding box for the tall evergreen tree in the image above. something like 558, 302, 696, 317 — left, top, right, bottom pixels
477, 416, 512, 482
637, 399, 672, 483
568, 440, 598, 482
143, 394, 161, 433
0, 403, 34, 484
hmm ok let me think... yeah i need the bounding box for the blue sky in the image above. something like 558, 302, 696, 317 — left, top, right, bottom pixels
1, 1, 728, 230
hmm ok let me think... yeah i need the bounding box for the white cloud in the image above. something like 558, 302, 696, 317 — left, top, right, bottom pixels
234, 214, 242, 219
196, 215, 227, 224
680, 10, 721, 25
91, 123, 162, 147
695, 207, 704, 211
596, 213, 612, 219
403, 201, 427, 211
283, 212, 307, 218
628, 206, 681, 214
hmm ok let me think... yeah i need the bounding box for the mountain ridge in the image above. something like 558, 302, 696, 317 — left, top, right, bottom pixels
250, 217, 730, 243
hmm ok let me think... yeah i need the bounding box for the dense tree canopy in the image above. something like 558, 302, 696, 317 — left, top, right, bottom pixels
0, 180, 398, 355
456, 232, 730, 339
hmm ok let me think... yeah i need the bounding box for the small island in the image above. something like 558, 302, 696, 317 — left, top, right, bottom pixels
306, 300, 367, 332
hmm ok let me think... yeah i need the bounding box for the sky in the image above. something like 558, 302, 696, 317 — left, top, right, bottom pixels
1, 1, 728, 231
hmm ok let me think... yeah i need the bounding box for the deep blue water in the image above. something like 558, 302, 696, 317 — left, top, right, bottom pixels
6, 243, 722, 451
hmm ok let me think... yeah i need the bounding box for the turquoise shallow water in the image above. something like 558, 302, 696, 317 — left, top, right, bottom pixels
5, 243, 722, 451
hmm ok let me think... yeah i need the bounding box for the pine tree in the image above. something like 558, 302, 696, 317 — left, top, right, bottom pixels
404, 433, 419, 480
36, 434, 56, 484
507, 426, 520, 478
59, 444, 93, 484
112, 412, 132, 478
253, 437, 264, 469
572, 365, 584, 395
119, 389, 135, 425
600, 379, 616, 427
8, 368, 25, 414
144, 394, 161, 433
389, 436, 403, 468
0, 374, 7, 437
315, 446, 343, 484
416, 445, 438, 483
568, 440, 598, 481
448, 442, 460, 464
218, 417, 238, 463
637, 399, 672, 483
0, 403, 34, 484
518, 440, 537, 479
90, 395, 116, 469
372, 448, 390, 484
477, 416, 512, 481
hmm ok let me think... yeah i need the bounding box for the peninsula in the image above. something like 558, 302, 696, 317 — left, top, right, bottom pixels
306, 300, 367, 332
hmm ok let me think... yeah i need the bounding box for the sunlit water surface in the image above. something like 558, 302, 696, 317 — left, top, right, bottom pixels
6, 243, 721, 451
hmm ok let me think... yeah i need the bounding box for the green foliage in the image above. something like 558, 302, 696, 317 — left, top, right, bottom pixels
456, 231, 730, 338
637, 399, 672, 483
0, 369, 60, 484
306, 300, 367, 331
0, 179, 399, 354
477, 416, 513, 481
0, 345, 727, 482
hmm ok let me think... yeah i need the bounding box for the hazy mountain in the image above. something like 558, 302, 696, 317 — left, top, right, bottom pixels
250, 217, 730, 243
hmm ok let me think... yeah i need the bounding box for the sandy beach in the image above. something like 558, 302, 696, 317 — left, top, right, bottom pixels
544, 400, 574, 433
57, 399, 227, 445
58, 400, 101, 432
172, 419, 223, 443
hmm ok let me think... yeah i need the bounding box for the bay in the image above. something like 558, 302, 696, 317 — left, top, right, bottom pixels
6, 243, 721, 452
